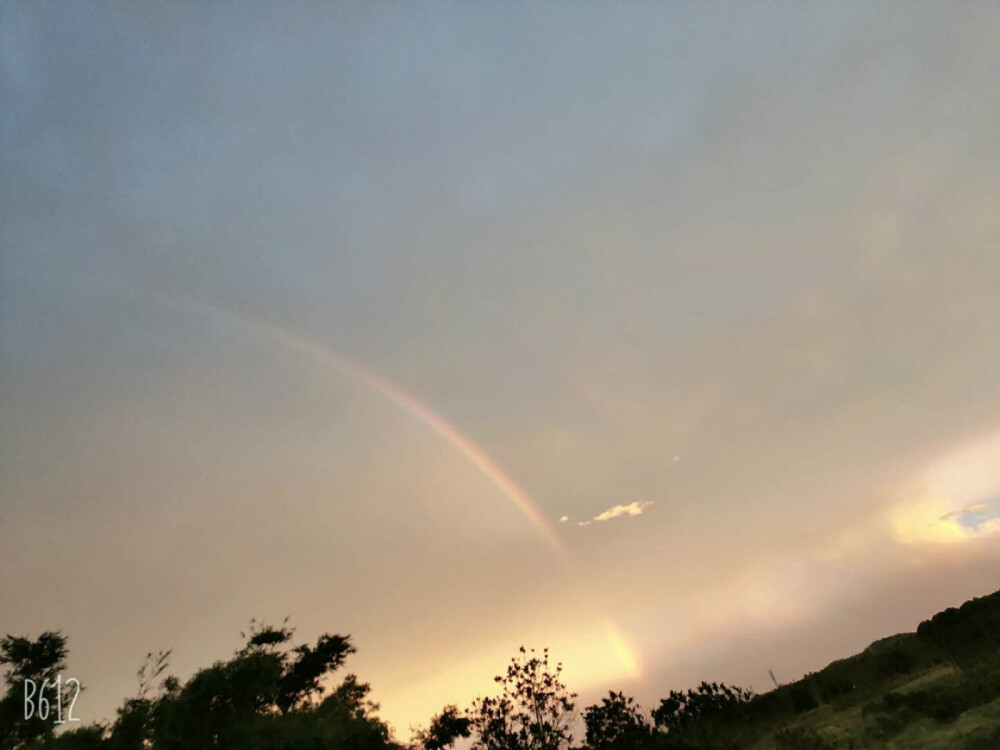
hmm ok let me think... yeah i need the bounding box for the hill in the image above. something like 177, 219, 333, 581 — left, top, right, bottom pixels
664, 588, 1000, 748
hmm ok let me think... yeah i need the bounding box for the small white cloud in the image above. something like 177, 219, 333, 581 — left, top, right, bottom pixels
577, 520, 591, 527
593, 501, 654, 522
672, 455, 681, 464
559, 515, 569, 523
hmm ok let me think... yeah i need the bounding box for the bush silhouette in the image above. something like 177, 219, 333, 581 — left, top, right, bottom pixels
583, 691, 652, 750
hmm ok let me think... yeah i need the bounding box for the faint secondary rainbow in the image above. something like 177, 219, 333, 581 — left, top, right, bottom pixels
156, 295, 639, 677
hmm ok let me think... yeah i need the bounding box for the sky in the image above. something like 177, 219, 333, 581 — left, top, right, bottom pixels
2, 1, 1000, 738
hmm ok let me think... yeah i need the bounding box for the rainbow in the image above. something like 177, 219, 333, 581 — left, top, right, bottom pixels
156, 295, 637, 676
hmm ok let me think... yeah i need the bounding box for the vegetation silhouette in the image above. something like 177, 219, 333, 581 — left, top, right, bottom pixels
412, 706, 471, 750
1, 632, 70, 748
583, 691, 652, 750
469, 647, 576, 750
3, 589, 1000, 749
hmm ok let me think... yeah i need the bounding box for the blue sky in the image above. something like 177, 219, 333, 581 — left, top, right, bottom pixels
953, 498, 1000, 529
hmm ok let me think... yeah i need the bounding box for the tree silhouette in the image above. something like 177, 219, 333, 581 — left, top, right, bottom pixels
0, 631, 70, 748
141, 620, 365, 749
582, 691, 652, 750
414, 704, 472, 750
108, 649, 177, 750
470, 647, 576, 750
653, 682, 753, 734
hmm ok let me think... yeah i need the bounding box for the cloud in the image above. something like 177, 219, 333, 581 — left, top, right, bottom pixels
889, 432, 1000, 545
593, 501, 654, 523
889, 495, 974, 545
562, 501, 654, 528
891, 497, 1000, 546
979, 518, 1000, 536
940, 502, 988, 521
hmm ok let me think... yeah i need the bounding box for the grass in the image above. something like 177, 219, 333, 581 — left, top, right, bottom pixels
746, 666, 1000, 750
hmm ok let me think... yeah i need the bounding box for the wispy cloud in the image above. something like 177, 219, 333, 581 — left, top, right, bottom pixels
559, 515, 569, 523
940, 502, 988, 521
593, 501, 654, 523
